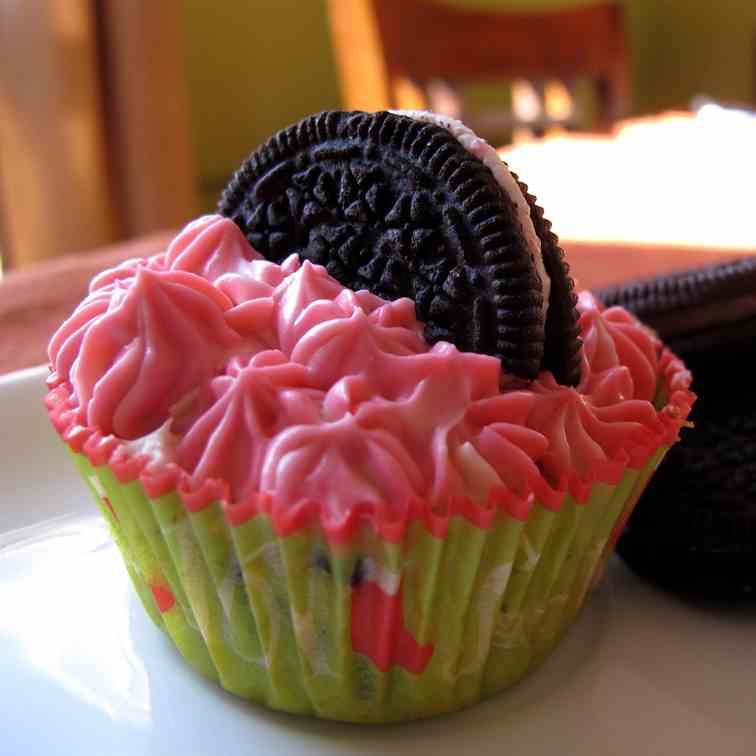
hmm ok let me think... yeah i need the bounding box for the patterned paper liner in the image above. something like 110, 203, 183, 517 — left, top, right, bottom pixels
44, 348, 693, 723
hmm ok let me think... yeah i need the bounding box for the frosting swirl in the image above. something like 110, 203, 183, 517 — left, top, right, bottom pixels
578, 291, 660, 404
176, 351, 321, 501
165, 214, 264, 280
49, 267, 240, 439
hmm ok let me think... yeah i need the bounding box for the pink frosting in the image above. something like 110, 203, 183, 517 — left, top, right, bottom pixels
577, 291, 660, 404
165, 215, 265, 280
47, 215, 695, 532
49, 267, 240, 439
176, 351, 322, 501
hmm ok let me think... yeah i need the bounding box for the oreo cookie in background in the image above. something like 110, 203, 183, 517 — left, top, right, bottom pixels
219, 110, 582, 385
597, 257, 756, 600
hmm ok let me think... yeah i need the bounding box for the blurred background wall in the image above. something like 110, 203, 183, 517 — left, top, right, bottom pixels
183, 0, 341, 208
2, 0, 754, 268
183, 0, 756, 209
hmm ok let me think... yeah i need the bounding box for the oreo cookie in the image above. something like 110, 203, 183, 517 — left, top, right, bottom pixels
597, 257, 756, 599
597, 256, 756, 359
219, 110, 581, 384
514, 173, 582, 386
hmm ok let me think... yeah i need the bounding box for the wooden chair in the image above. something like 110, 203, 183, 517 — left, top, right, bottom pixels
328, 0, 630, 136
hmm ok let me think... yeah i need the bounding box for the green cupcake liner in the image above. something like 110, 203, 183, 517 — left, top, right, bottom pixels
70, 447, 666, 723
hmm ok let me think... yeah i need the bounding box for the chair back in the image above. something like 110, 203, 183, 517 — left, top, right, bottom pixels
328, 0, 629, 130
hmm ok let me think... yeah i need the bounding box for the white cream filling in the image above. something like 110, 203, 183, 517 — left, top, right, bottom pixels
391, 110, 550, 321
123, 418, 179, 466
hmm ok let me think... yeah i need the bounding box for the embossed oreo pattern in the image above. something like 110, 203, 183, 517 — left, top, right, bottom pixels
219, 110, 581, 383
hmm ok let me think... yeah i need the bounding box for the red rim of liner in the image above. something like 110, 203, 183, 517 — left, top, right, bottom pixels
44, 347, 694, 545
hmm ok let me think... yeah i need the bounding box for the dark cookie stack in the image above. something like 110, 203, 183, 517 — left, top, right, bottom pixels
597, 257, 756, 599
219, 110, 581, 385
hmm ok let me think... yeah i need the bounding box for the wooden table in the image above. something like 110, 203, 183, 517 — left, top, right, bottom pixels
1, 232, 750, 376
0, 232, 173, 376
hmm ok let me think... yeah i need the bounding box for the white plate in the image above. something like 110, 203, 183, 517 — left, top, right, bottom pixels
1, 366, 755, 755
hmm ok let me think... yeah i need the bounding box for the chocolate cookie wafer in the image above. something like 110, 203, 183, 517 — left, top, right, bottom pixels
597, 257, 756, 599
597, 256, 756, 358
219, 110, 581, 384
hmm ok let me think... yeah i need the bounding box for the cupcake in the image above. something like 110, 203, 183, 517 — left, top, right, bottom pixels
45, 111, 694, 722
